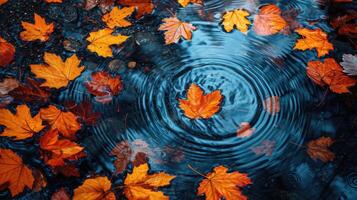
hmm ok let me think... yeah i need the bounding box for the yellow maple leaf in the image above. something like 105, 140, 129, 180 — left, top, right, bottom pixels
86, 28, 129, 57
124, 163, 176, 200
294, 28, 334, 57
30, 52, 84, 89
20, 13, 54, 42
222, 9, 250, 33
0, 104, 44, 140
178, 0, 203, 7
102, 6, 135, 29
73, 176, 115, 200
158, 17, 196, 45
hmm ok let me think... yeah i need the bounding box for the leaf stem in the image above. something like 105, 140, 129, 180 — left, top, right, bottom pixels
187, 164, 208, 178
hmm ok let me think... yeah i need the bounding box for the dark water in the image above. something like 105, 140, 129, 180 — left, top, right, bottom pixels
1, 0, 357, 199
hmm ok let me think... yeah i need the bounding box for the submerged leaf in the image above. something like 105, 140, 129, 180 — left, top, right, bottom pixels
236, 122, 255, 138
307, 137, 335, 162
20, 13, 54, 42
158, 17, 196, 45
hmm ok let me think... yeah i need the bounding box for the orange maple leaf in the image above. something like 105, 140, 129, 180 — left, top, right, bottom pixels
253, 4, 287, 36
222, 9, 251, 33
118, 0, 154, 19
124, 163, 176, 200
307, 137, 335, 162
179, 83, 222, 119
40, 105, 81, 139
0, 149, 34, 197
197, 165, 252, 200
158, 17, 196, 45
307, 58, 357, 93
178, 0, 203, 7
73, 176, 115, 200
40, 129, 84, 167
30, 52, 84, 89
0, 36, 15, 67
102, 6, 135, 29
294, 28, 334, 57
20, 13, 54, 42
0, 105, 44, 140
45, 0, 62, 3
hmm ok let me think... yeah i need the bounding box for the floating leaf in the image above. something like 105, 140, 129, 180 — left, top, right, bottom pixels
124, 163, 175, 200
30, 52, 84, 89
179, 83, 222, 119
222, 9, 250, 33
84, 0, 115, 13
102, 6, 135, 29
73, 176, 115, 200
0, 104, 44, 140
307, 58, 357, 93
9, 78, 51, 103
341, 54, 357, 76
294, 28, 334, 57
307, 137, 335, 162
0, 0, 8, 5
178, 0, 203, 7
197, 165, 251, 200
0, 36, 15, 67
0, 149, 34, 197
20, 13, 54, 42
118, 0, 154, 19
253, 4, 287, 36
65, 99, 101, 126
236, 122, 255, 138
86, 28, 128, 57
263, 96, 280, 115
45, 0, 62, 3
51, 188, 70, 200
40, 105, 81, 139
158, 17, 196, 45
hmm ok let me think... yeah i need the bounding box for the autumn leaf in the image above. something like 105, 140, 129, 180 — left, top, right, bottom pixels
0, 36, 15, 67
40, 129, 84, 167
0, 78, 19, 95
307, 137, 335, 162
0, 149, 34, 197
65, 99, 101, 126
158, 17, 196, 45
20, 13, 54, 42
178, 0, 203, 7
32, 169, 47, 192
179, 83, 222, 119
53, 164, 80, 177
197, 165, 251, 200
84, 0, 114, 13
236, 122, 255, 138
40, 105, 81, 139
253, 4, 287, 36
45, 0, 62, 3
294, 28, 334, 57
73, 176, 115, 200
51, 188, 70, 200
263, 96, 280, 115
251, 140, 275, 156
330, 11, 357, 37
86, 28, 128, 57
118, 0, 154, 19
124, 163, 175, 200
222, 9, 250, 33
84, 71, 123, 103
0, 104, 44, 140
0, 0, 8, 6
30, 52, 84, 89
102, 6, 135, 29
307, 58, 357, 93
341, 54, 357, 76
9, 78, 51, 103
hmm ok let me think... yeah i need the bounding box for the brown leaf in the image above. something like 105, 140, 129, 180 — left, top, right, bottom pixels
263, 96, 280, 115
0, 36, 15, 67
118, 0, 154, 19
0, 78, 19, 95
65, 100, 101, 126
110, 140, 132, 174
9, 78, 51, 103
32, 169, 47, 192
84, 0, 115, 13
307, 137, 335, 162
51, 188, 70, 200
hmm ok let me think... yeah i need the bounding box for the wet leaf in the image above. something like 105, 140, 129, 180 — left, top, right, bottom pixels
0, 104, 44, 140
307, 137, 335, 162
20, 13, 54, 42
179, 83, 222, 119
40, 129, 84, 167
263, 96, 280, 115
102, 6, 135, 29
32, 169, 47, 192
53, 164, 80, 177
118, 0, 154, 19
0, 0, 8, 5
73, 176, 115, 200
253, 4, 287, 36
158, 17, 196, 45
197, 165, 252, 200
86, 28, 129, 57
0, 149, 34, 197
124, 163, 175, 200
294, 28, 334, 57
9, 78, 51, 103
51, 188, 70, 200
178, 0, 203, 7
30, 52, 84, 89
307, 58, 357, 93
84, 71, 123, 103
330, 11, 357, 37
281, 9, 302, 35
40, 105, 81, 139
0, 36, 15, 67
45, 0, 62, 3
251, 140, 275, 156
236, 122, 255, 138
0, 78, 19, 95
222, 9, 250, 33
65, 99, 101, 126
341, 54, 357, 76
